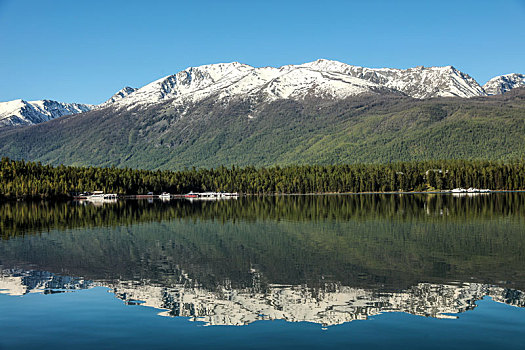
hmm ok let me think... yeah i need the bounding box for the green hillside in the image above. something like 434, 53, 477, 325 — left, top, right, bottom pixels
0, 89, 524, 169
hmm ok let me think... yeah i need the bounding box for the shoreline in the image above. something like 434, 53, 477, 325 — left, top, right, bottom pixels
3, 190, 525, 203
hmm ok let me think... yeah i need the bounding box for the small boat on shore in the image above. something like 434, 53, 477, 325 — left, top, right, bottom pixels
88, 191, 118, 200
73, 191, 118, 206
183, 191, 239, 200
159, 192, 171, 200
73, 191, 118, 200
450, 188, 491, 196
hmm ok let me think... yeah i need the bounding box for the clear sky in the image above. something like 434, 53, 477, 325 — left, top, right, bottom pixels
0, 0, 523, 104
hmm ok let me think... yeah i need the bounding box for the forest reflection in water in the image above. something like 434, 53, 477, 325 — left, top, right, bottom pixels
1, 193, 525, 326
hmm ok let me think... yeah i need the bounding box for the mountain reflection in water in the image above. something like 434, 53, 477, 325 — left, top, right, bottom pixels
1, 193, 525, 327
1, 268, 524, 326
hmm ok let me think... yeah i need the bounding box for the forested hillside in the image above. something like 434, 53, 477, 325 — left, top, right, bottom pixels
0, 89, 524, 170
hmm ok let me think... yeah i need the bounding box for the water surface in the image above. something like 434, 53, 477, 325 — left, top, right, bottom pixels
1, 194, 524, 349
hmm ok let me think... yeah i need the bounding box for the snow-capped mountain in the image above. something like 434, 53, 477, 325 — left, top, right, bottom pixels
2, 60, 523, 128
483, 73, 525, 95
0, 99, 94, 127
299, 60, 486, 99
106, 59, 488, 109
100, 86, 138, 106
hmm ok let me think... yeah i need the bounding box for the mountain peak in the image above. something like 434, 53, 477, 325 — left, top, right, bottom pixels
6, 60, 521, 130
0, 99, 93, 127
483, 73, 525, 95
104, 59, 493, 109
101, 86, 138, 106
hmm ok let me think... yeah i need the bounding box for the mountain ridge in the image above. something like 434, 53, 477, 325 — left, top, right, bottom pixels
104, 60, 489, 110
0, 99, 94, 127
483, 73, 525, 95
0, 60, 524, 170
0, 59, 522, 128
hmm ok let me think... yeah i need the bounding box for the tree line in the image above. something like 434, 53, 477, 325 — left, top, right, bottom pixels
1, 157, 525, 199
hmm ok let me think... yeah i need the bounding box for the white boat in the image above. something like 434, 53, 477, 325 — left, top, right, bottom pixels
184, 191, 239, 200
451, 187, 491, 196
78, 191, 118, 206
196, 192, 239, 198
466, 188, 491, 193
159, 192, 171, 199
88, 191, 105, 199
87, 191, 117, 200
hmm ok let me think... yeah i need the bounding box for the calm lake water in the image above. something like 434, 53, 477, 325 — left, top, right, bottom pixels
1, 194, 524, 349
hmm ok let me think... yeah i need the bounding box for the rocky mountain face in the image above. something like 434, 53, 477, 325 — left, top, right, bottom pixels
99, 86, 138, 107
0, 99, 93, 127
483, 73, 525, 95
104, 60, 488, 110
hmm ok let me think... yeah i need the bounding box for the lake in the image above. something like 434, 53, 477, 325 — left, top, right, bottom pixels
1, 194, 524, 349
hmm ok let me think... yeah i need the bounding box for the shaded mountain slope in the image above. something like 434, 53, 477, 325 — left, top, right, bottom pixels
0, 89, 524, 169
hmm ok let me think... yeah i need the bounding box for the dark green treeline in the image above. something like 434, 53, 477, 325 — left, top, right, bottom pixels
2, 157, 525, 198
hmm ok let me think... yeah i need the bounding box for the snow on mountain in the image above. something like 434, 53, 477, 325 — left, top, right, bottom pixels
300, 60, 486, 98
483, 73, 525, 95
113, 62, 256, 107
100, 86, 138, 106
0, 99, 94, 127
107, 59, 488, 109
4, 60, 517, 129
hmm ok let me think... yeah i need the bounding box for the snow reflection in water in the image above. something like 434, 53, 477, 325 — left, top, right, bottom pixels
1, 269, 523, 327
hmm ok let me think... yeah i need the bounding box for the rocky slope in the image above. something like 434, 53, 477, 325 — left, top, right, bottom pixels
99, 86, 138, 107
105, 60, 488, 110
0, 99, 93, 127
483, 73, 525, 95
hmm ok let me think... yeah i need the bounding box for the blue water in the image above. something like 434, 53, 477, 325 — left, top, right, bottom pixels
1, 288, 524, 350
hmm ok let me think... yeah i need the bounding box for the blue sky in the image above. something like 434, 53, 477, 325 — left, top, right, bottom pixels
0, 0, 523, 104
